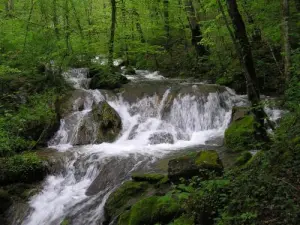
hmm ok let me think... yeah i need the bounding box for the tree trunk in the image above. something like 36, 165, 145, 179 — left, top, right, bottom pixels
133, 9, 146, 43
108, 0, 117, 71
184, 0, 206, 57
121, 0, 129, 64
225, 0, 273, 133
52, 0, 60, 39
70, 0, 84, 39
295, 0, 300, 11
5, 0, 14, 15
64, 0, 72, 55
163, 0, 171, 51
226, 0, 260, 105
282, 0, 291, 82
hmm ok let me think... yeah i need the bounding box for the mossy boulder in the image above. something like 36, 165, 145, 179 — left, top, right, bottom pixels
0, 152, 48, 185
77, 102, 122, 145
170, 214, 195, 225
105, 181, 149, 222
131, 173, 166, 184
168, 150, 223, 182
90, 69, 129, 90
230, 107, 251, 123
224, 115, 258, 152
118, 195, 182, 225
234, 151, 253, 166
124, 66, 136, 75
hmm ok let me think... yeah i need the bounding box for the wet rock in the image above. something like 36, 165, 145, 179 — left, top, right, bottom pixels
90, 71, 129, 90
225, 115, 257, 152
131, 173, 166, 184
123, 66, 136, 75
149, 132, 174, 145
230, 106, 251, 123
76, 102, 122, 145
57, 90, 87, 118
117, 195, 182, 225
168, 150, 223, 182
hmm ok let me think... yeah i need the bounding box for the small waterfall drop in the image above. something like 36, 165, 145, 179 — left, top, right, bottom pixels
22, 68, 248, 225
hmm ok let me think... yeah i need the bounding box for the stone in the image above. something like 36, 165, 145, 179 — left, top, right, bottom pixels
149, 132, 174, 145
131, 173, 166, 184
224, 115, 257, 152
230, 106, 251, 123
168, 150, 223, 182
76, 102, 122, 145
117, 196, 182, 225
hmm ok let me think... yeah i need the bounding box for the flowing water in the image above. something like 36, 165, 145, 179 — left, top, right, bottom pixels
21, 68, 278, 225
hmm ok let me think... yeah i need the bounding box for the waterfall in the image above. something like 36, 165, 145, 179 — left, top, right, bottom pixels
22, 68, 249, 225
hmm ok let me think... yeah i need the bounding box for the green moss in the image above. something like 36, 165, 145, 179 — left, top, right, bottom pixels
96, 102, 122, 142
170, 214, 195, 225
105, 181, 149, 219
0, 152, 47, 185
234, 152, 252, 166
225, 115, 258, 152
118, 196, 181, 225
60, 219, 70, 225
195, 150, 220, 168
131, 173, 166, 184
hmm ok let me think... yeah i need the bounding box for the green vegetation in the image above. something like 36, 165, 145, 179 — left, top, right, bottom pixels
225, 115, 257, 152
1, 0, 300, 224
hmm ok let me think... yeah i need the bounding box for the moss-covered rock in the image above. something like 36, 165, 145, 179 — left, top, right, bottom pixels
230, 107, 251, 123
118, 196, 182, 225
131, 173, 166, 184
90, 69, 129, 90
105, 181, 149, 221
224, 115, 257, 152
170, 214, 195, 225
234, 151, 253, 166
0, 152, 48, 185
124, 66, 136, 75
77, 102, 122, 144
168, 150, 223, 182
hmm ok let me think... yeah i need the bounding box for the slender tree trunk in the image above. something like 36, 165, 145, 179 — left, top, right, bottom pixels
184, 0, 206, 57
282, 0, 291, 82
163, 0, 171, 51
108, 0, 117, 71
23, 0, 35, 51
52, 0, 60, 39
133, 9, 146, 43
5, 0, 14, 16
121, 0, 129, 64
70, 0, 84, 39
295, 0, 300, 11
64, 0, 72, 55
225, 0, 274, 134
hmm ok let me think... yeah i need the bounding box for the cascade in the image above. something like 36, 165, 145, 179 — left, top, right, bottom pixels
22, 68, 270, 225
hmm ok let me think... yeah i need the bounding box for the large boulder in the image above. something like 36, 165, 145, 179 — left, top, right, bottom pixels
118, 196, 182, 225
149, 132, 174, 145
224, 115, 257, 152
230, 106, 251, 123
76, 102, 122, 145
168, 150, 223, 182
90, 69, 129, 90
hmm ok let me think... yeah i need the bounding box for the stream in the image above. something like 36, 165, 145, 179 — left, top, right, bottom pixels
20, 68, 279, 225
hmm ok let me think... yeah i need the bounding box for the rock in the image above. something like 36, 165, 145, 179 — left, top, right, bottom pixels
0, 190, 12, 215
124, 66, 136, 75
149, 132, 174, 145
117, 195, 182, 225
224, 115, 257, 152
90, 71, 129, 90
57, 90, 87, 118
131, 173, 166, 184
168, 150, 223, 182
76, 102, 122, 145
230, 107, 251, 123
105, 181, 149, 222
